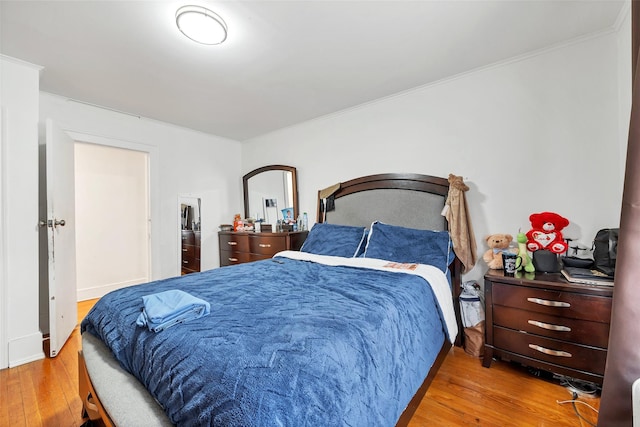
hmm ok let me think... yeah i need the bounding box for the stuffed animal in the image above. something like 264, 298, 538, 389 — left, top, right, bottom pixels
516, 231, 535, 273
483, 233, 516, 269
525, 212, 569, 254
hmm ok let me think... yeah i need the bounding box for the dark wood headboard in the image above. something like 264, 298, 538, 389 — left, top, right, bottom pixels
315, 173, 463, 347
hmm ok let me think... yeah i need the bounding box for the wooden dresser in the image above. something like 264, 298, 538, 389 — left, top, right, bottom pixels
483, 269, 613, 384
218, 231, 308, 267
181, 230, 201, 274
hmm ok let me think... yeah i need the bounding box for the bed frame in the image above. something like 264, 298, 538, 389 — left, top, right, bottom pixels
78, 172, 463, 427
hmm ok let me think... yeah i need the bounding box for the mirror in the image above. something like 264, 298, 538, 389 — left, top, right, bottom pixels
243, 165, 298, 226
179, 196, 201, 274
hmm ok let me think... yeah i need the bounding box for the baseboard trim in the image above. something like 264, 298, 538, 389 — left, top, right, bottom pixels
9, 331, 45, 367
77, 278, 148, 301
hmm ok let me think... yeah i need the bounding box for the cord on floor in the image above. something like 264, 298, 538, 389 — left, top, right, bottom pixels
557, 391, 599, 427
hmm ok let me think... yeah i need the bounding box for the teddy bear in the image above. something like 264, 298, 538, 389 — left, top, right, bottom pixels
483, 233, 516, 269
525, 211, 569, 254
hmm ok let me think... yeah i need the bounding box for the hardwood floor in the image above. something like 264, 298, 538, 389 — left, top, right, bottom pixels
412, 349, 600, 427
0, 300, 96, 427
0, 299, 600, 426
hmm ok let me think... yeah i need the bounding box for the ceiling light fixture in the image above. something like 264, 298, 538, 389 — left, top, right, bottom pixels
176, 5, 227, 45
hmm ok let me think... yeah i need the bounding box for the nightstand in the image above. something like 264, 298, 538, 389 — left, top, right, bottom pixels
482, 269, 613, 384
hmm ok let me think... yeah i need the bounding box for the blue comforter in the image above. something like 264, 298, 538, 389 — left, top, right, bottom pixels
81, 253, 450, 426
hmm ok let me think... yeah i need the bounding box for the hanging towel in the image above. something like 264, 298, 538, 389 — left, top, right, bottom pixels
444, 174, 478, 273
136, 289, 210, 332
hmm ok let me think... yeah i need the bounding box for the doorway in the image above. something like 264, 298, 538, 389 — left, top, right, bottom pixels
74, 142, 150, 300
39, 128, 157, 356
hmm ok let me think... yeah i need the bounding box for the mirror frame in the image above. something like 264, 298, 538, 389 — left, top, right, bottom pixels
243, 165, 299, 221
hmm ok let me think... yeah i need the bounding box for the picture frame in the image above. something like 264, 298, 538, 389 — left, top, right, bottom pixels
281, 207, 294, 223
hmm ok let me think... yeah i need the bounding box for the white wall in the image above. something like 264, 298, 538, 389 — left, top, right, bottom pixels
40, 93, 243, 280
241, 30, 629, 283
0, 56, 43, 367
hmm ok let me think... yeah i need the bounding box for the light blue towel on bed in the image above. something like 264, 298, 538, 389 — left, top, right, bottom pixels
136, 289, 210, 332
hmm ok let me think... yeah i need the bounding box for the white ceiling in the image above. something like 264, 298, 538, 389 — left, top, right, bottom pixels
0, 0, 627, 141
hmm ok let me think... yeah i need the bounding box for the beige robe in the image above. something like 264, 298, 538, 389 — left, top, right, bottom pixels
444, 174, 478, 273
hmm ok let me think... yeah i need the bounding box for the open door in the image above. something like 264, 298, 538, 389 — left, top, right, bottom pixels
44, 119, 77, 357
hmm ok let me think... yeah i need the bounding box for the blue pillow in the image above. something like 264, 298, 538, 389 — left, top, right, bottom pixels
300, 223, 368, 257
363, 221, 454, 272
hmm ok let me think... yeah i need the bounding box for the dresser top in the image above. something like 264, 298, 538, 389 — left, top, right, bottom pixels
218, 230, 308, 237
484, 269, 614, 297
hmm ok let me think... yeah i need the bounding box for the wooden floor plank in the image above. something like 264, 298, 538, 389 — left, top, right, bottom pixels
17, 363, 44, 426
0, 298, 601, 426
0, 366, 10, 425
6, 365, 27, 426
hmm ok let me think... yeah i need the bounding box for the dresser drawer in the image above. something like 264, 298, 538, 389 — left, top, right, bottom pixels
182, 256, 200, 272
181, 230, 195, 245
219, 231, 307, 267
249, 235, 287, 255
492, 283, 611, 323
220, 250, 252, 266
219, 233, 250, 253
493, 306, 610, 348
182, 244, 195, 259
494, 326, 607, 375
250, 253, 273, 262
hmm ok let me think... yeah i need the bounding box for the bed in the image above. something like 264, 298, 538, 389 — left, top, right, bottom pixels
78, 173, 465, 426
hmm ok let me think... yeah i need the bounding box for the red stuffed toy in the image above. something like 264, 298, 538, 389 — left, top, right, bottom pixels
525, 212, 569, 254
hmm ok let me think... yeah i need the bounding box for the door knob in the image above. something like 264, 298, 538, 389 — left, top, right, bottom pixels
40, 219, 66, 228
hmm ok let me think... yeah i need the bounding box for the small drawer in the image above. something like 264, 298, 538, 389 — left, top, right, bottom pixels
493, 306, 610, 348
494, 326, 607, 375
492, 283, 611, 323
219, 233, 250, 253
249, 235, 287, 255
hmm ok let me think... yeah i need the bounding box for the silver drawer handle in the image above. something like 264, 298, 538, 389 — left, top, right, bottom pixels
228, 257, 238, 262
529, 344, 572, 358
528, 320, 571, 332
527, 297, 570, 308
227, 241, 238, 246
183, 260, 188, 264
259, 243, 271, 248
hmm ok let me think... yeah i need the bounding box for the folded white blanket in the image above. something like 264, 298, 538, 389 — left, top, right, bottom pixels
136, 289, 210, 332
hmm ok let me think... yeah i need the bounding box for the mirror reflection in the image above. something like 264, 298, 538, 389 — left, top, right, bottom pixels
180, 196, 201, 274
243, 165, 298, 227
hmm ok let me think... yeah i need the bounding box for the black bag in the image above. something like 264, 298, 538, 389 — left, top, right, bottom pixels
593, 228, 619, 277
